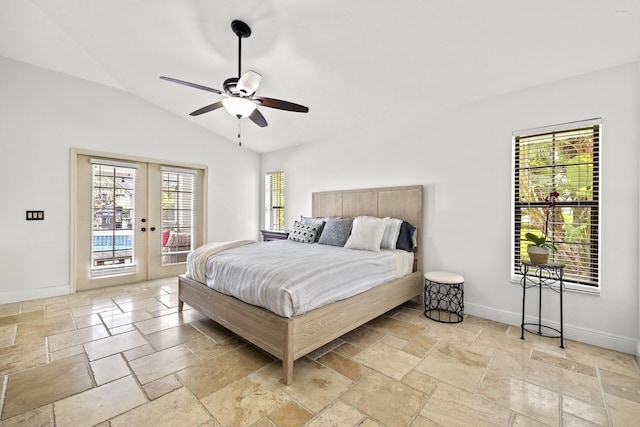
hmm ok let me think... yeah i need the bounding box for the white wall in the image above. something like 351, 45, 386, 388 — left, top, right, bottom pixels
262, 62, 640, 354
638, 62, 640, 358
0, 57, 260, 303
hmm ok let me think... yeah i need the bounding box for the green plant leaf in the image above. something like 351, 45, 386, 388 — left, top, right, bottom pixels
525, 232, 545, 245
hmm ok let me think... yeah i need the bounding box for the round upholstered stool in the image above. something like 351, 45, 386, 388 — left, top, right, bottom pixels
424, 271, 464, 323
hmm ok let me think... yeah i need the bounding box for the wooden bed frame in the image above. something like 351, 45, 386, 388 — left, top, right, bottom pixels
177, 185, 423, 384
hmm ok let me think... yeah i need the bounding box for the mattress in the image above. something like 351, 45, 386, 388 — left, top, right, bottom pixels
186, 240, 414, 318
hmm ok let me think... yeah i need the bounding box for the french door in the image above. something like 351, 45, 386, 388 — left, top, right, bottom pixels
72, 152, 205, 291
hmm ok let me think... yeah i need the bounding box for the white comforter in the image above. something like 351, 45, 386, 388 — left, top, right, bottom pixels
186, 239, 413, 318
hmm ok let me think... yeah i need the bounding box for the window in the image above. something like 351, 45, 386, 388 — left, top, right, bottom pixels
90, 160, 137, 277
161, 168, 195, 264
513, 119, 600, 288
265, 171, 285, 230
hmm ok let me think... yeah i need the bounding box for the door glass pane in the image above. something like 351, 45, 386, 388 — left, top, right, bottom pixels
161, 170, 195, 265
91, 164, 136, 277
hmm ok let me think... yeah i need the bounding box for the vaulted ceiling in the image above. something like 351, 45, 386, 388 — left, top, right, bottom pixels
1, 1, 639, 153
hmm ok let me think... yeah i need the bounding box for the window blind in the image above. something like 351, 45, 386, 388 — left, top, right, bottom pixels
161, 169, 195, 264
513, 120, 600, 287
265, 171, 285, 231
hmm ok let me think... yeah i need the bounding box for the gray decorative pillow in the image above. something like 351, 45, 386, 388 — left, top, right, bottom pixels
318, 217, 354, 247
287, 221, 320, 243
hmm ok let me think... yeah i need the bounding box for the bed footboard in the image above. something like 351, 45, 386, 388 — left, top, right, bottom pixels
179, 274, 292, 361
178, 270, 421, 385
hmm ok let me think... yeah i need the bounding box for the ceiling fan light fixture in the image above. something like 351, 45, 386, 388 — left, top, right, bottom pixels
221, 96, 257, 118
237, 70, 262, 96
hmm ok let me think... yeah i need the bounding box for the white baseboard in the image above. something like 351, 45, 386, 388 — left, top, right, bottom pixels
0, 285, 70, 305
465, 302, 639, 355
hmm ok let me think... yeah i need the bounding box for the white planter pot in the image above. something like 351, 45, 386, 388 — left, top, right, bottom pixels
527, 246, 550, 264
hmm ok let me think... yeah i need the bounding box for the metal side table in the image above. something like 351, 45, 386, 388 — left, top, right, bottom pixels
520, 261, 565, 348
424, 271, 464, 323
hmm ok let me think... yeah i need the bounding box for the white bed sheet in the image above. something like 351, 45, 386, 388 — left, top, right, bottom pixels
194, 240, 414, 318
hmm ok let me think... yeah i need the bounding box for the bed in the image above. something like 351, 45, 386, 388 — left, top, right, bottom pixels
177, 185, 423, 384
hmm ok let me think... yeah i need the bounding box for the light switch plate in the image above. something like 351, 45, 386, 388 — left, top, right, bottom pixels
26, 210, 44, 220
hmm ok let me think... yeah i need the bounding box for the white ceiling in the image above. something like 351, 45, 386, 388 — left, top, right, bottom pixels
1, 0, 639, 153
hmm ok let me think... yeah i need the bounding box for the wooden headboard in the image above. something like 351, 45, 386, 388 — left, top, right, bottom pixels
312, 185, 423, 273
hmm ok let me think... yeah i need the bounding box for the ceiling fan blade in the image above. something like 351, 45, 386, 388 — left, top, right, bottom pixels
237, 71, 262, 96
249, 109, 268, 127
160, 76, 223, 94
255, 96, 309, 113
189, 101, 224, 116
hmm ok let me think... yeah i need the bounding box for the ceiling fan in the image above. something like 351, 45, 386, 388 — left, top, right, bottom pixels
160, 20, 309, 129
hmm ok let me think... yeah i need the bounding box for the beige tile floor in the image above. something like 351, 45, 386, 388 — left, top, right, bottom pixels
1, 277, 639, 426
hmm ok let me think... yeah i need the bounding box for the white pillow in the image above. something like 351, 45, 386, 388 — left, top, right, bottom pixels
344, 216, 387, 252
380, 217, 402, 249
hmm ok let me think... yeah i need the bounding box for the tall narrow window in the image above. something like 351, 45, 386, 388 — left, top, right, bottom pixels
90, 160, 137, 277
161, 168, 195, 264
265, 171, 285, 231
513, 119, 600, 288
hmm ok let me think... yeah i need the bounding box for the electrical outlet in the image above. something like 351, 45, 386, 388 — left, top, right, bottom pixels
26, 210, 44, 220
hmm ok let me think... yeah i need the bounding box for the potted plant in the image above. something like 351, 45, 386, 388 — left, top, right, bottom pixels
525, 191, 559, 264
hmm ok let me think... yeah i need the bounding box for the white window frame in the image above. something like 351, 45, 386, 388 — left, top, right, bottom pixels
511, 118, 601, 293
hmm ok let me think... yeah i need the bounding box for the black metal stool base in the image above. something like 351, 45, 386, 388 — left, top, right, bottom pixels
425, 308, 463, 323
424, 279, 464, 324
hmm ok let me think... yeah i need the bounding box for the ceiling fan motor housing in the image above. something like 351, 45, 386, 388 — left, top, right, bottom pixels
224, 77, 238, 94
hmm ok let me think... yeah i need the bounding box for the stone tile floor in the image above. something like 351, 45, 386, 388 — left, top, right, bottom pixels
0, 277, 639, 426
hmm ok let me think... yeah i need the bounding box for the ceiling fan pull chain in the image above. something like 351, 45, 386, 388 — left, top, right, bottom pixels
237, 119, 242, 147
